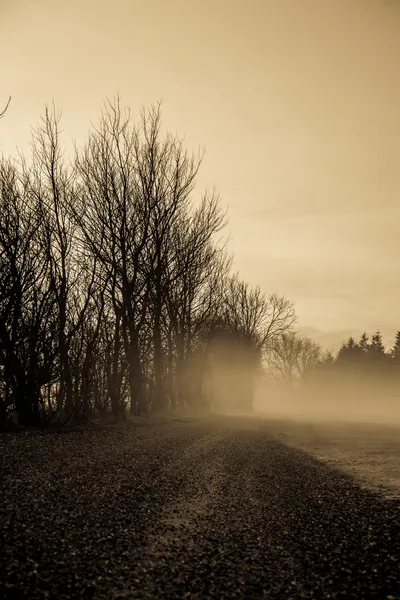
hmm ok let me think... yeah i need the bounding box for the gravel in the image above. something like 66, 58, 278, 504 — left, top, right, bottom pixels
1, 417, 399, 599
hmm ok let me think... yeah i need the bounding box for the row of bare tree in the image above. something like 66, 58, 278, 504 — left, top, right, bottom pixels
0, 100, 295, 426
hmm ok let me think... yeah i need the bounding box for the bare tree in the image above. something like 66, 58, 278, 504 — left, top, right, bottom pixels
218, 276, 296, 352
73, 99, 228, 415
0, 158, 58, 425
24, 105, 101, 420
0, 96, 303, 425
164, 192, 229, 409
267, 332, 323, 392
0, 96, 11, 119
204, 276, 296, 411
296, 336, 324, 383
74, 99, 157, 415
137, 104, 205, 413
28, 105, 76, 414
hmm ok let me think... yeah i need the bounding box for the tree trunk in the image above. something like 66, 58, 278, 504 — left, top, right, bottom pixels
152, 261, 164, 413
128, 360, 142, 416
176, 336, 186, 409
15, 383, 41, 427
109, 314, 122, 416
59, 301, 74, 416
152, 304, 164, 413
125, 337, 142, 416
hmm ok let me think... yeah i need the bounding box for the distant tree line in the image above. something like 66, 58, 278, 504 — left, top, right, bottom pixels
0, 100, 295, 427
266, 330, 400, 404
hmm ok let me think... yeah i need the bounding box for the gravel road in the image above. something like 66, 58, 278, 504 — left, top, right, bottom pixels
1, 416, 399, 599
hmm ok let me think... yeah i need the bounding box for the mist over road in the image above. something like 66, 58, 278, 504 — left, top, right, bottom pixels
1, 417, 399, 599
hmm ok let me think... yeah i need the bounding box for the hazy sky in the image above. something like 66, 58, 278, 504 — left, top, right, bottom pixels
1, 0, 399, 351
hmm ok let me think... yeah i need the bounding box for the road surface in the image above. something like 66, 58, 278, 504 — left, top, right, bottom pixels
1, 416, 399, 598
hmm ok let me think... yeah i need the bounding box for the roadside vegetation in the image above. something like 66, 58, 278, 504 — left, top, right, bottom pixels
0, 100, 295, 428
1, 99, 399, 429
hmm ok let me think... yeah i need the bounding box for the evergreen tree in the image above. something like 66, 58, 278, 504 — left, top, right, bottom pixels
370, 330, 385, 354
323, 351, 334, 365
336, 337, 363, 363
391, 330, 400, 363
368, 331, 386, 363
367, 330, 389, 380
359, 332, 370, 353
347, 336, 357, 350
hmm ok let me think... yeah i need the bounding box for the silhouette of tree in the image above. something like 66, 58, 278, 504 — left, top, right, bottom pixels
0, 97, 297, 425
359, 332, 370, 353
391, 331, 400, 362
164, 196, 228, 410
367, 331, 388, 374
0, 159, 58, 425
370, 330, 385, 354
0, 96, 11, 119
208, 279, 295, 410
72, 99, 245, 415
296, 337, 324, 385
266, 333, 322, 392
321, 351, 334, 367
336, 337, 364, 365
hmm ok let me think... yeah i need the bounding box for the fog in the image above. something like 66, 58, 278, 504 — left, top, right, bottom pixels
253, 379, 400, 426
202, 337, 400, 427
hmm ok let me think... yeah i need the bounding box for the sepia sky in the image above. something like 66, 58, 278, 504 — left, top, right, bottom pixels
1, 0, 399, 351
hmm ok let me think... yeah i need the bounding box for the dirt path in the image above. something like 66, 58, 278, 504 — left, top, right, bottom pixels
1, 417, 399, 598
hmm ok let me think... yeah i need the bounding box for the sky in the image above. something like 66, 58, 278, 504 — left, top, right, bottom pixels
1, 0, 399, 352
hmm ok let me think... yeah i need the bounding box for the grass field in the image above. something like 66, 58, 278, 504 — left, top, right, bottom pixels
257, 417, 400, 499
